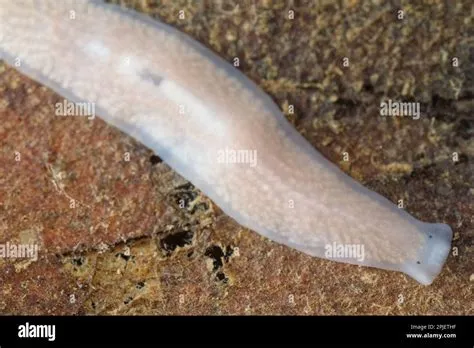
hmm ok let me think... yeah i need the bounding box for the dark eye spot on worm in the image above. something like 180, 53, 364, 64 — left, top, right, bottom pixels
141, 71, 164, 87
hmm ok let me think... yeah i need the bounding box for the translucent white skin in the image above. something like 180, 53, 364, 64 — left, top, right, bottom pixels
0, 0, 453, 285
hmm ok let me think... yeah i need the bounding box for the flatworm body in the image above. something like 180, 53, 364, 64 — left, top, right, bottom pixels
0, 0, 453, 284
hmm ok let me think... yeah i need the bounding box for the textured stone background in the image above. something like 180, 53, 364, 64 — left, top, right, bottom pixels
0, 0, 472, 315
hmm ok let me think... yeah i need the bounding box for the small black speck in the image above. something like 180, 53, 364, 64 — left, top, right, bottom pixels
136, 281, 145, 289
417, 261, 421, 264
224, 246, 234, 262
429, 235, 432, 239
362, 81, 374, 93
160, 230, 194, 252
150, 154, 162, 165
116, 252, 131, 261
454, 153, 468, 165
216, 271, 228, 283
71, 256, 84, 266
205, 245, 224, 271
